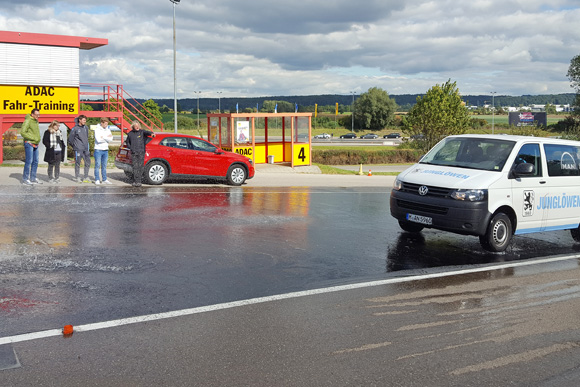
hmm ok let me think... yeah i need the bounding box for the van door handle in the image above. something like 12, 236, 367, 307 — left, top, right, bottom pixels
539, 181, 546, 184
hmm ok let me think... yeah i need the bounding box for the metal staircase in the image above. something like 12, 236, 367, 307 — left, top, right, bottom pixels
79, 83, 164, 138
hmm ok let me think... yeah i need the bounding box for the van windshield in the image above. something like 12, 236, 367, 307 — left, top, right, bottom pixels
420, 137, 516, 172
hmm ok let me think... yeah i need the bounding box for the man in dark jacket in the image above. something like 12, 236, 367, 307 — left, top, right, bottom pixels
68, 115, 91, 182
125, 120, 155, 187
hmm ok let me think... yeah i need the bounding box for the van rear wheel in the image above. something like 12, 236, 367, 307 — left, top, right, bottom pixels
480, 212, 512, 252
571, 227, 580, 242
398, 220, 424, 233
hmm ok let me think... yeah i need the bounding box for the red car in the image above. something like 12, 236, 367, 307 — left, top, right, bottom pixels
114, 133, 254, 186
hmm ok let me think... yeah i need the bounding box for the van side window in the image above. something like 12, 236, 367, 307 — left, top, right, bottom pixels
545, 144, 580, 176
512, 143, 542, 177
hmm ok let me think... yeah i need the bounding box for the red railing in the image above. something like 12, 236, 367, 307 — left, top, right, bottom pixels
79, 83, 164, 139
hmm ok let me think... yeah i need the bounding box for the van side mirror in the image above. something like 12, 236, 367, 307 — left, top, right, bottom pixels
510, 162, 535, 178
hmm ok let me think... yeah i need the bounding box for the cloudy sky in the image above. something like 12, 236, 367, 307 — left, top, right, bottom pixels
1, 1, 579, 99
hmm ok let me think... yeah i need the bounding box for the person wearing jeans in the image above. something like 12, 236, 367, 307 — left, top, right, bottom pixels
21, 108, 42, 185
93, 117, 114, 185
68, 115, 91, 183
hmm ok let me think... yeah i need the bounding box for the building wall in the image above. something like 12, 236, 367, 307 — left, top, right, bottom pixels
0, 43, 79, 87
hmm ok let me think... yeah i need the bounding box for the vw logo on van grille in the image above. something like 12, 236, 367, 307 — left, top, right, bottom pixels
418, 185, 429, 196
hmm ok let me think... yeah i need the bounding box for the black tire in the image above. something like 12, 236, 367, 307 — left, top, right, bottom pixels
571, 227, 580, 242
480, 212, 512, 252
227, 164, 247, 186
145, 161, 168, 185
398, 220, 424, 233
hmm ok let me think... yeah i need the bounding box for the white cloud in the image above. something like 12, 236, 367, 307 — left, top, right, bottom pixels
1, 0, 579, 98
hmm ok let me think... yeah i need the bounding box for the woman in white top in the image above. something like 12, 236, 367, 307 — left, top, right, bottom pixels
94, 117, 114, 185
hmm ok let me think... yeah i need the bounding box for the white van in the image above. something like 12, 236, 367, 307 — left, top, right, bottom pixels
390, 134, 580, 252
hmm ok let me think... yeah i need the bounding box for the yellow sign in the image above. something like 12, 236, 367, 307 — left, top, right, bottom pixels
293, 144, 310, 166
222, 146, 254, 162
1, 85, 79, 114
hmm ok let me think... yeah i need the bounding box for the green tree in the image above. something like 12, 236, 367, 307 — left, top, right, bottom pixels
352, 87, 398, 130
167, 115, 196, 130
403, 79, 471, 151
262, 100, 294, 113
567, 54, 580, 115
567, 54, 580, 93
544, 103, 557, 114
141, 99, 163, 124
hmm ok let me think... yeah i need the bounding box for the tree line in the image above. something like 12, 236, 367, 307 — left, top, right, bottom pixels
147, 93, 577, 114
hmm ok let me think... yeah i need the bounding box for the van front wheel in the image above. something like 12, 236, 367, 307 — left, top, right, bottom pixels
398, 220, 424, 233
480, 213, 512, 252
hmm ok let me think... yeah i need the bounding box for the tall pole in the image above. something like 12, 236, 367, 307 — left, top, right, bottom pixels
171, 0, 180, 133
217, 91, 222, 113
195, 91, 201, 131
491, 91, 496, 135
351, 91, 356, 133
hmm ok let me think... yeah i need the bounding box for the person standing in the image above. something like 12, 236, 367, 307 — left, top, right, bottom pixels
68, 114, 91, 183
125, 121, 155, 187
21, 108, 43, 185
93, 117, 114, 185
42, 120, 65, 183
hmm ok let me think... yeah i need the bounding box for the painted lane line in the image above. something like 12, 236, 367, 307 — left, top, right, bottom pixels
1, 253, 579, 346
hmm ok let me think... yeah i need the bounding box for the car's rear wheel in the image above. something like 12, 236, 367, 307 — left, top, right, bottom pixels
145, 161, 168, 185
227, 164, 247, 186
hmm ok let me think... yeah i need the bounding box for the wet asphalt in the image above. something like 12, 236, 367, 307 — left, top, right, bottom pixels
2, 164, 580, 385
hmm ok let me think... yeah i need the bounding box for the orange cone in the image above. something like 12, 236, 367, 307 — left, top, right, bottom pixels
63, 324, 74, 336
368, 169, 372, 176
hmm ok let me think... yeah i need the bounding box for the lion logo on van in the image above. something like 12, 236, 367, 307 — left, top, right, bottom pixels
523, 190, 535, 217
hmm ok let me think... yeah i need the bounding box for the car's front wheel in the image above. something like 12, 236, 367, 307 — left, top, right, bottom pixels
479, 212, 512, 252
227, 164, 247, 186
145, 161, 168, 185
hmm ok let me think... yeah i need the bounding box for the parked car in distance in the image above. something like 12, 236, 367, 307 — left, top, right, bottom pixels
114, 133, 254, 186
360, 133, 379, 139
339, 133, 357, 139
313, 133, 331, 139
410, 134, 425, 140
384, 133, 401, 139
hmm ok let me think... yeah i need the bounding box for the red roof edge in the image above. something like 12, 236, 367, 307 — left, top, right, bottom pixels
0, 30, 108, 50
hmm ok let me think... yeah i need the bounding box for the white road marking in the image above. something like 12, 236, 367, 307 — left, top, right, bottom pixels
1, 253, 579, 346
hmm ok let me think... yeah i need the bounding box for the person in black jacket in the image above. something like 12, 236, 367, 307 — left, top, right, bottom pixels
68, 115, 91, 183
42, 120, 66, 183
125, 121, 155, 187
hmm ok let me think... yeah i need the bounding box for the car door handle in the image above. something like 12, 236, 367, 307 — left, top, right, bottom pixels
539, 180, 546, 184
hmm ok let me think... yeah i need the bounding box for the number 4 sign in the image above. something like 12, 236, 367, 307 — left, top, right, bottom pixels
293, 144, 310, 166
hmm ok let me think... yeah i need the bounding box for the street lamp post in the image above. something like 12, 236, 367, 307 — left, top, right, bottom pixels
194, 91, 201, 131
170, 0, 180, 133
351, 91, 356, 132
217, 91, 222, 113
491, 91, 497, 135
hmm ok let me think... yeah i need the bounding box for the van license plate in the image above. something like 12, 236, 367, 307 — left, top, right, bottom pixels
407, 213, 432, 225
